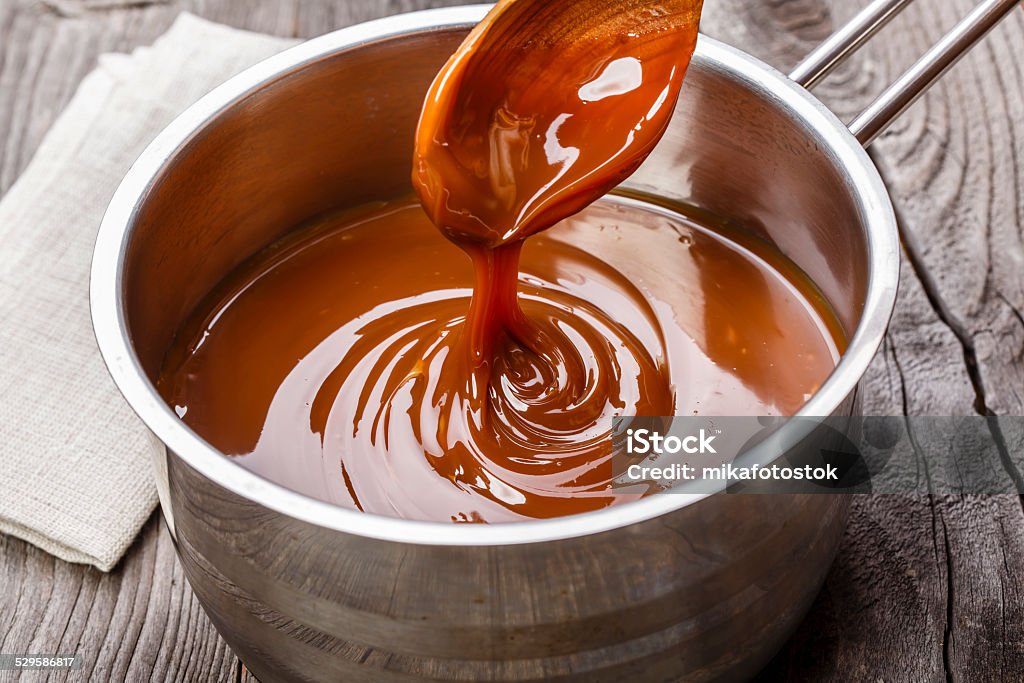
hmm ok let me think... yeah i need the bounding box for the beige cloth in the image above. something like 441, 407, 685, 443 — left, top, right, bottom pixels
0, 14, 295, 571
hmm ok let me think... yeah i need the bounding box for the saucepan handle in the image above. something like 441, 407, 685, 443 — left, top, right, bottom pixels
788, 0, 1020, 146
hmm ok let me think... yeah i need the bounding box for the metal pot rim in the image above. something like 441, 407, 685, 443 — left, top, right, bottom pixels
90, 4, 899, 547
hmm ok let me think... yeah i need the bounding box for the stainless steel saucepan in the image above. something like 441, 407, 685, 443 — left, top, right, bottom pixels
90, 1, 1018, 680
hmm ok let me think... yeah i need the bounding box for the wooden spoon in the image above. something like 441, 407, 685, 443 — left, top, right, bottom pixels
412, 0, 705, 248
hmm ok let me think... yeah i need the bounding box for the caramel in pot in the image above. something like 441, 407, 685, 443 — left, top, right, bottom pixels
158, 197, 841, 521
159, 0, 843, 521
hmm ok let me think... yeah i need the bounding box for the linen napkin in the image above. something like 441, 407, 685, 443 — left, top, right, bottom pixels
0, 14, 296, 571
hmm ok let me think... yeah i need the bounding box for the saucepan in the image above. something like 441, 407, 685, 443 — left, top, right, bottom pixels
90, 1, 1017, 680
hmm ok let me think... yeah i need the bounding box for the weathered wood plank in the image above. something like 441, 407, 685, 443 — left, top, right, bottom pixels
0, 517, 237, 683
712, 1, 1024, 680
0, 0, 1021, 681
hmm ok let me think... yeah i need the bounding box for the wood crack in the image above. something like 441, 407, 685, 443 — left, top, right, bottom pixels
889, 337, 932, 494
941, 518, 955, 683
889, 333, 956, 682
997, 291, 1024, 336
998, 516, 1012, 680
870, 149, 1024, 514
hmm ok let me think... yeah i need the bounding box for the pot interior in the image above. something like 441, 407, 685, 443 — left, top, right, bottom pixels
122, 27, 873, 393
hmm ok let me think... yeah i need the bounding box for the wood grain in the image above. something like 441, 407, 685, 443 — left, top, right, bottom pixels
0, 0, 1021, 681
711, 1, 1024, 680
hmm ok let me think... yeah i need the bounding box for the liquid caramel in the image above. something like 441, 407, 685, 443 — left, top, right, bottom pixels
159, 0, 843, 521
158, 197, 841, 521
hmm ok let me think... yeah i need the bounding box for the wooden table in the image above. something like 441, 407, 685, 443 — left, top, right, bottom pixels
1, 0, 1022, 680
